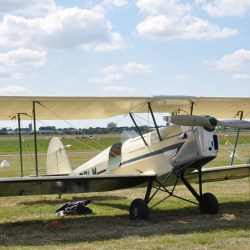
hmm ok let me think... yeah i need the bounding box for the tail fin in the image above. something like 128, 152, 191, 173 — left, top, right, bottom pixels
47, 137, 72, 175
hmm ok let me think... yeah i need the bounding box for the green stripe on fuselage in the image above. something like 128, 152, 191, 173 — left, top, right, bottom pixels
120, 142, 184, 166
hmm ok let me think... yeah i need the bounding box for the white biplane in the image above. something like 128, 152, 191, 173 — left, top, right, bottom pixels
0, 95, 250, 220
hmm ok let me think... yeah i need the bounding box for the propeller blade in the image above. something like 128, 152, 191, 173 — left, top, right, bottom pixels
163, 115, 217, 128
163, 115, 250, 129
217, 120, 250, 128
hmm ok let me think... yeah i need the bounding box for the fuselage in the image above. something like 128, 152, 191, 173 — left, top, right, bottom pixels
70, 125, 219, 177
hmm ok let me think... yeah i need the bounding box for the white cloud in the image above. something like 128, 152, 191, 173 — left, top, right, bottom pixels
0, 0, 56, 17
135, 0, 238, 40
100, 65, 119, 74
67, 78, 78, 84
96, 64, 141, 93
0, 69, 22, 80
102, 0, 128, 8
136, 15, 238, 40
123, 62, 152, 73
0, 85, 31, 95
204, 49, 250, 70
137, 0, 191, 17
104, 85, 135, 92
0, 7, 124, 51
232, 73, 250, 80
0, 70, 12, 78
197, 0, 250, 17
90, 62, 152, 84
104, 73, 124, 82
93, 32, 124, 52
90, 73, 124, 84
174, 74, 190, 80
0, 48, 47, 68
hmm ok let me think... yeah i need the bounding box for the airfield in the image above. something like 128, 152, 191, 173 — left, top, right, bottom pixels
0, 133, 249, 249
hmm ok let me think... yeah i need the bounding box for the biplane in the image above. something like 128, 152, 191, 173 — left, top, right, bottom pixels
0, 95, 250, 220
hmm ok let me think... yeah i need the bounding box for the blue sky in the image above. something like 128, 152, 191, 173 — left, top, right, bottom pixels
0, 0, 250, 98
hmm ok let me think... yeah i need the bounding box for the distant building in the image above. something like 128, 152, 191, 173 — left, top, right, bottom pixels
38, 126, 56, 134
7, 129, 15, 135
12, 128, 31, 134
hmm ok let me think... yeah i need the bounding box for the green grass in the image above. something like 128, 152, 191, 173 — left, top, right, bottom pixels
0, 131, 249, 152
0, 134, 120, 177
0, 180, 249, 249
0, 134, 121, 152
0, 133, 249, 249
0, 131, 250, 176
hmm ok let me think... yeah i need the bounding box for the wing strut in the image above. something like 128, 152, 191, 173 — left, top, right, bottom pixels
231, 111, 243, 165
17, 113, 28, 177
33, 101, 40, 176
148, 103, 162, 141
129, 113, 148, 146
190, 101, 194, 115
142, 165, 219, 215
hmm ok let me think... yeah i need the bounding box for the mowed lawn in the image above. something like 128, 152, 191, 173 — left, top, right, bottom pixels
0, 179, 249, 250
0, 133, 249, 249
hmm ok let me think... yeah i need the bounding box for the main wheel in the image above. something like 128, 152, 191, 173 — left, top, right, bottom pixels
129, 198, 149, 220
199, 192, 219, 215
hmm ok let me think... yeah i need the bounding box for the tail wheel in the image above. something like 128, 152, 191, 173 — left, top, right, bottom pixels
199, 192, 219, 215
129, 198, 149, 220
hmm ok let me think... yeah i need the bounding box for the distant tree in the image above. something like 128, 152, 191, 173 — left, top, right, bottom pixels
0, 128, 7, 135
107, 122, 117, 128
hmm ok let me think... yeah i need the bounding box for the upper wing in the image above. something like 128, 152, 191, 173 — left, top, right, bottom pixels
0, 95, 250, 120
0, 174, 155, 197
189, 97, 250, 119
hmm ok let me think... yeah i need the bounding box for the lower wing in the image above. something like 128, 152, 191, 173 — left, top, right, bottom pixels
0, 174, 155, 197
0, 164, 249, 197
186, 164, 250, 183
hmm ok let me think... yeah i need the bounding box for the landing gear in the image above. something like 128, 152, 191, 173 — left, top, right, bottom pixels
180, 168, 219, 215
131, 167, 220, 220
129, 198, 149, 220
199, 192, 219, 215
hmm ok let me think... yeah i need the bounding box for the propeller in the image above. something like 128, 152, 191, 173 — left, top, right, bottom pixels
163, 115, 250, 129
217, 120, 250, 128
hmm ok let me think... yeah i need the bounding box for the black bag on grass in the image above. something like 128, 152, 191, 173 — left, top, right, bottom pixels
55, 200, 92, 216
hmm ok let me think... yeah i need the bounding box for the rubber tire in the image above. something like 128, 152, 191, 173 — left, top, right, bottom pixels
129, 198, 149, 220
199, 192, 219, 215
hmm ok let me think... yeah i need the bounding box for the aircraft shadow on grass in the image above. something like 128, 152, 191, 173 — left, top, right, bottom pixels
0, 200, 249, 247
16, 194, 250, 214
91, 199, 250, 216
17, 195, 127, 206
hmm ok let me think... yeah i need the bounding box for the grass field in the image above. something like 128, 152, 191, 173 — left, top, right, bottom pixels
0, 180, 249, 249
0, 133, 249, 249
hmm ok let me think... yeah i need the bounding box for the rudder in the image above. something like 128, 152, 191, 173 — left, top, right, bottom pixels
47, 137, 72, 175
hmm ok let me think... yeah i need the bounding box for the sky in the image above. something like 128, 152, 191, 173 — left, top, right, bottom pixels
0, 0, 250, 129
0, 0, 249, 98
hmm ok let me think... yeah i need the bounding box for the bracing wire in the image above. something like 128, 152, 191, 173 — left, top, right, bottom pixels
19, 101, 178, 175
216, 129, 247, 163
35, 103, 112, 152
248, 173, 250, 201
32, 103, 139, 164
